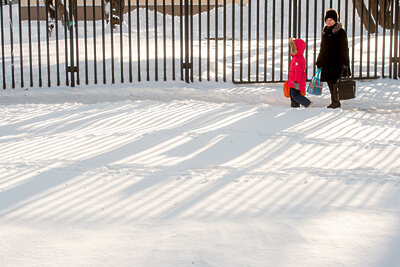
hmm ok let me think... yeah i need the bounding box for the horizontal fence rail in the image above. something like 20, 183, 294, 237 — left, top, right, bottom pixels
0, 0, 399, 89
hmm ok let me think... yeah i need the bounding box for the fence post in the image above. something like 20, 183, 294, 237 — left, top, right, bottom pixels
69, 0, 75, 87
394, 0, 399, 79
0, 0, 5, 89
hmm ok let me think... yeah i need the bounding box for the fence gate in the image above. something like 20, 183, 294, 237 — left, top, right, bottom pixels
0, 0, 399, 89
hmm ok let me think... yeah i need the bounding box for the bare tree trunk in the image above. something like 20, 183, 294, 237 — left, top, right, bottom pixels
379, 0, 393, 28
353, 0, 377, 33
46, 0, 75, 36
104, 0, 125, 28
372, 0, 393, 29
353, 0, 394, 32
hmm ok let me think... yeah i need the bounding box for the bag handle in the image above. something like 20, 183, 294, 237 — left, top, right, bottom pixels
316, 69, 322, 86
338, 66, 350, 83
313, 69, 321, 81
316, 68, 321, 78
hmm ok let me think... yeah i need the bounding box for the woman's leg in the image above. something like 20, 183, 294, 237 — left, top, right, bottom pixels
327, 80, 341, 108
290, 88, 311, 107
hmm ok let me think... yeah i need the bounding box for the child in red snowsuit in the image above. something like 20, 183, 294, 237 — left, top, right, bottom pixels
287, 38, 312, 108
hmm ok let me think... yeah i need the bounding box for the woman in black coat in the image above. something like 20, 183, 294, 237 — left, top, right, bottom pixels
316, 9, 351, 109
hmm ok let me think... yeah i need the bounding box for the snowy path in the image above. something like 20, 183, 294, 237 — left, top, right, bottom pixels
0, 80, 400, 266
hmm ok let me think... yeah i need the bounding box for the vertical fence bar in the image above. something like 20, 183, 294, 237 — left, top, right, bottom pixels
321, 0, 325, 28
207, 0, 210, 80
128, 0, 132, 83
0, 0, 4, 89
351, 0, 355, 77
55, 0, 60, 86
136, 0, 141, 81
146, 0, 150, 81
313, 0, 317, 75
395, 0, 400, 77
223, 0, 226, 82
93, 0, 97, 84
305, 0, 309, 78
288, 0, 291, 39
101, 0, 106, 84
180, 0, 183, 80
397, 1, 400, 78
264, 0, 267, 81
84, 0, 88, 84
298, 0, 301, 38
367, 0, 371, 77
359, 0, 364, 77
110, 0, 115, 83
119, 0, 123, 83
280, 0, 284, 81
184, 0, 189, 82
154, 0, 158, 81
28, 0, 33, 86
389, 0, 394, 78
69, 0, 75, 87
382, 0, 386, 77
45, 1, 50, 87
64, 0, 69, 86
374, 0, 378, 77
197, 0, 200, 81
190, 0, 193, 82
172, 0, 176, 80
247, 0, 251, 81
9, 3, 15, 88
394, 0, 399, 78
329, 0, 332, 8
288, 0, 291, 82
294, 0, 297, 38
293, 0, 297, 38
232, 0, 235, 81
36, 0, 42, 87
18, 0, 23, 87
74, 0, 79, 85
290, 0, 297, 80
337, 0, 341, 16
345, 0, 348, 33
256, 0, 259, 82
271, 0, 275, 81
163, 0, 167, 81
215, 0, 219, 81
397, 0, 400, 78
239, 0, 242, 81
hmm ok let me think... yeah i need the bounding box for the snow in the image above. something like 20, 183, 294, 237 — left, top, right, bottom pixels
1, 1, 400, 266
0, 79, 400, 266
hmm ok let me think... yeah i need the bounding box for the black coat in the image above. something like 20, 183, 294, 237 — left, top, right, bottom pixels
316, 23, 351, 82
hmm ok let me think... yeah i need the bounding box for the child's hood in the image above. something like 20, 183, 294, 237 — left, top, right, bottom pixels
290, 38, 306, 56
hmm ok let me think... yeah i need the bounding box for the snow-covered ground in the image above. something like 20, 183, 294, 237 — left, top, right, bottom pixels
1, 79, 400, 266
1, 0, 400, 265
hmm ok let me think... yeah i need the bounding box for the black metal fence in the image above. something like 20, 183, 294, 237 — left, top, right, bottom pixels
0, 0, 399, 89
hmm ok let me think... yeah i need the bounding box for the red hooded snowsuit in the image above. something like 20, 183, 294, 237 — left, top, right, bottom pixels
287, 39, 307, 91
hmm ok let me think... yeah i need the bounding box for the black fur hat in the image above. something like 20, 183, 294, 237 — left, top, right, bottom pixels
324, 9, 339, 23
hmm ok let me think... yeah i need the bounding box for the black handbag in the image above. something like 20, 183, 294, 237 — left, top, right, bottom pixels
333, 67, 356, 100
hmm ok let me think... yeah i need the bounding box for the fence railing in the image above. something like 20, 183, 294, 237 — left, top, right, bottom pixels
0, 0, 399, 89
